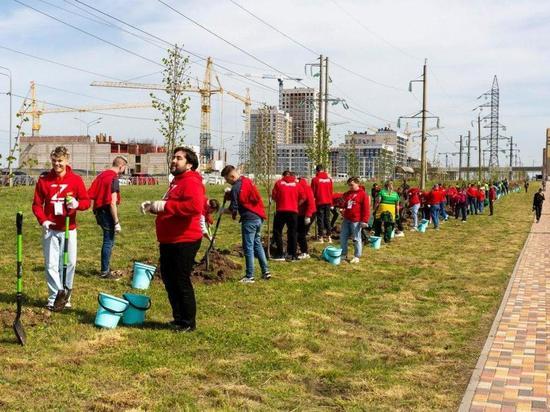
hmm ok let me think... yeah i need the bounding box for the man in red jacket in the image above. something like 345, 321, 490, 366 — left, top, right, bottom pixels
488, 182, 497, 216
142, 147, 205, 332
221, 165, 270, 283
88, 156, 128, 279
271, 171, 305, 261
311, 165, 333, 243
32, 146, 90, 311
296, 177, 316, 260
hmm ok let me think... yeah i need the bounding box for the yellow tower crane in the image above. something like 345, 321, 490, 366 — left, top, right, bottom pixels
20, 81, 152, 136
91, 57, 223, 166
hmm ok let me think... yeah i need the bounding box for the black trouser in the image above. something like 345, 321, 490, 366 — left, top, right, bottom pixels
489, 199, 494, 216
373, 212, 394, 243
316, 204, 331, 237
330, 207, 339, 229
273, 211, 298, 257
297, 215, 312, 254
454, 203, 467, 221
534, 204, 543, 221
159, 240, 201, 328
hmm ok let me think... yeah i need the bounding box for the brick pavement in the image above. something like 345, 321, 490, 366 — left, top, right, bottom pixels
460, 190, 549, 411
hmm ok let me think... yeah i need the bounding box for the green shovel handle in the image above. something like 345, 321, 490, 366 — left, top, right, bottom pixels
16, 212, 23, 294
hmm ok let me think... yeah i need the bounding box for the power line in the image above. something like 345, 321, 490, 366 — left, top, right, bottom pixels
35, 82, 118, 103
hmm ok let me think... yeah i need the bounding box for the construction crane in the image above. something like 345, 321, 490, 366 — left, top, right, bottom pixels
224, 73, 302, 105
20, 81, 152, 136
91, 57, 222, 165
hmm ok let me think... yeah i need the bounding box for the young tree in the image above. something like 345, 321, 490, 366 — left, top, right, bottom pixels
346, 133, 359, 178
307, 121, 331, 175
249, 105, 277, 258
3, 102, 30, 187
150, 45, 191, 169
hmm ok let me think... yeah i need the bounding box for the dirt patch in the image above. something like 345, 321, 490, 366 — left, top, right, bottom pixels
0, 307, 52, 327
192, 249, 242, 284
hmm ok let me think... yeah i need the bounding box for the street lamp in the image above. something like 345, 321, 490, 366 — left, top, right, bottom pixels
74, 117, 102, 178
0, 66, 13, 185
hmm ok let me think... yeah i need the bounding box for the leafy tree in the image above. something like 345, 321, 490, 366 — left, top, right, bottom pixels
150, 45, 191, 170
249, 105, 277, 258
3, 102, 30, 187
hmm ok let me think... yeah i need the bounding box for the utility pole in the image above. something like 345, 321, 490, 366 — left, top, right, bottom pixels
318, 54, 324, 131
477, 112, 482, 181
466, 131, 471, 181
457, 135, 463, 181
509, 136, 513, 181
324, 57, 329, 132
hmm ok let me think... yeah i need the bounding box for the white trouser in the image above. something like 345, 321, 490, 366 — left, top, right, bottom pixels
43, 228, 77, 305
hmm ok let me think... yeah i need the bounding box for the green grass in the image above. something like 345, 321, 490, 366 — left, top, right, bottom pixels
0, 183, 537, 411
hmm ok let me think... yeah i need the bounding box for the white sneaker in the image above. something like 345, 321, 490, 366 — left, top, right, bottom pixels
326, 237, 333, 244
65, 301, 72, 308
350, 257, 360, 264
395, 232, 405, 238
317, 238, 324, 244
297, 253, 310, 260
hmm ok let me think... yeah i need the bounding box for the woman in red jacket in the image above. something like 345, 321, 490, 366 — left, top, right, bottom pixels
32, 146, 90, 311
340, 177, 370, 264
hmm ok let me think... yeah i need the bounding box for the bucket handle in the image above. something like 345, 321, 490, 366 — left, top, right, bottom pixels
145, 269, 155, 280
97, 296, 128, 314
126, 297, 152, 311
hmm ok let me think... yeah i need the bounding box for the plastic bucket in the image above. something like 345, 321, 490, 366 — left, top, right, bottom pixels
95, 293, 129, 329
418, 219, 429, 233
369, 236, 381, 249
132, 262, 156, 290
122, 293, 152, 326
390, 229, 395, 239
322, 246, 342, 265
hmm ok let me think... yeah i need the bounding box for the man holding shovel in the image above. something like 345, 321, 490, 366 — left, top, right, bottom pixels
142, 147, 204, 332
32, 146, 90, 311
88, 156, 128, 279
221, 165, 270, 283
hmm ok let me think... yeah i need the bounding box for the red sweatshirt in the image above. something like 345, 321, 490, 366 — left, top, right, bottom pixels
429, 188, 445, 205
88, 169, 120, 210
32, 166, 90, 231
155, 170, 205, 244
489, 187, 497, 201
407, 187, 421, 206
342, 189, 369, 223
271, 175, 304, 213
311, 171, 333, 206
297, 178, 316, 217
238, 176, 266, 220
477, 189, 486, 201
467, 187, 479, 198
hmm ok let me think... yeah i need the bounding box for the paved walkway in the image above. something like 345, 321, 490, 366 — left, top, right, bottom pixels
460, 190, 549, 411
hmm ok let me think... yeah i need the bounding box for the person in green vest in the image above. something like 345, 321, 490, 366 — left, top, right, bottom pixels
373, 180, 400, 243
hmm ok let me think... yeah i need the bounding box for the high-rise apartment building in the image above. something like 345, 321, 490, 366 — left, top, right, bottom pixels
280, 87, 317, 144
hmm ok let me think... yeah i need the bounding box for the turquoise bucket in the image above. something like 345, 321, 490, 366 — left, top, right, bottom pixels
369, 236, 381, 249
418, 219, 429, 233
95, 293, 129, 329
322, 246, 342, 265
122, 293, 152, 326
390, 229, 395, 239
132, 262, 156, 290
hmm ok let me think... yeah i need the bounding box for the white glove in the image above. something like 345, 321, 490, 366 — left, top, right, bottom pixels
140, 201, 152, 214
304, 217, 311, 225
150, 200, 166, 214
42, 220, 54, 230
360, 222, 369, 229
224, 187, 231, 193
114, 222, 122, 233
66, 197, 79, 209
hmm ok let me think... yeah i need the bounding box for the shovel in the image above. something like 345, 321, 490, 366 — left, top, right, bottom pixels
53, 215, 71, 312
13, 212, 26, 346
204, 198, 228, 271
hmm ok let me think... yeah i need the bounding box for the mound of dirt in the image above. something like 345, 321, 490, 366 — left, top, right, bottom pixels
192, 249, 242, 284
0, 307, 52, 328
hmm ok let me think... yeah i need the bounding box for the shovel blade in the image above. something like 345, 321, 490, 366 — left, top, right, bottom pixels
13, 319, 26, 346
53, 289, 68, 312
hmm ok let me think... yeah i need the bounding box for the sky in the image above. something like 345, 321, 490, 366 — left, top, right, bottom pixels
1, 0, 549, 169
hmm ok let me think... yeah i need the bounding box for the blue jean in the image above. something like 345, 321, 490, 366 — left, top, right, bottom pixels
477, 200, 484, 213
410, 203, 420, 228
95, 208, 116, 273
340, 219, 362, 258
242, 218, 268, 278
468, 197, 478, 215
430, 204, 440, 228
439, 201, 448, 220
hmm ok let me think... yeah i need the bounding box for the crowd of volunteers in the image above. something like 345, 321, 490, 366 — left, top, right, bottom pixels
31, 146, 540, 331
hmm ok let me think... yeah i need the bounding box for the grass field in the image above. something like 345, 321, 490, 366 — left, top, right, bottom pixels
0, 183, 537, 411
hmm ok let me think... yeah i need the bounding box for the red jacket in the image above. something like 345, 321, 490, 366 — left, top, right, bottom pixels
238, 176, 266, 220
456, 191, 467, 204
407, 187, 421, 206
88, 169, 121, 210
342, 189, 369, 223
272, 175, 305, 213
477, 189, 486, 201
489, 187, 497, 201
297, 178, 316, 217
429, 188, 446, 205
467, 187, 479, 198
155, 170, 205, 244
311, 171, 333, 206
32, 166, 90, 231
447, 186, 458, 201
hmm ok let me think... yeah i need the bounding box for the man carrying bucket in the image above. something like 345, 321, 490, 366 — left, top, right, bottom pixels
142, 147, 205, 332
32, 146, 90, 310
221, 165, 270, 283
88, 156, 128, 279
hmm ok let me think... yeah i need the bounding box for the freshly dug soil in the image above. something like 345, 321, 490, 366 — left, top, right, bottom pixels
192, 249, 242, 284
0, 307, 52, 328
